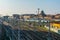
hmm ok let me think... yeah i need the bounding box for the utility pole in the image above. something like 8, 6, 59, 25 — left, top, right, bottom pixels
17, 19, 20, 40
47, 20, 51, 40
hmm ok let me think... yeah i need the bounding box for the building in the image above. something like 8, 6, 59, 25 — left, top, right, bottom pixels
54, 14, 60, 19
3, 16, 9, 21
44, 15, 52, 20
50, 21, 60, 28
45, 20, 60, 34
13, 14, 20, 20
50, 21, 60, 33
21, 14, 36, 19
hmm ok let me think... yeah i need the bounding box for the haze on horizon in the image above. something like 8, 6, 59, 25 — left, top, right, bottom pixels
0, 0, 60, 16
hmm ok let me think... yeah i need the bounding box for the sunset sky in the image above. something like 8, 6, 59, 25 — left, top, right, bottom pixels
0, 0, 60, 16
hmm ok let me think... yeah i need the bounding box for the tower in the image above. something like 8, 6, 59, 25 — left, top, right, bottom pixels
37, 8, 40, 15
37, 8, 40, 18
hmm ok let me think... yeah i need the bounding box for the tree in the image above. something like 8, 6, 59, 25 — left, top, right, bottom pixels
40, 10, 46, 17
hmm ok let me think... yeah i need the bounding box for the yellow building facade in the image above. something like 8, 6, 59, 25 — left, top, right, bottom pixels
50, 22, 60, 29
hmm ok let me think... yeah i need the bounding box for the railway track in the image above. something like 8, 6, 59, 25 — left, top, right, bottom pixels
2, 24, 47, 40
24, 30, 46, 40
20, 30, 32, 40
1, 21, 60, 40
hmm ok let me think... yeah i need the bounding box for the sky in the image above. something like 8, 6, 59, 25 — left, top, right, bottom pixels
0, 0, 60, 16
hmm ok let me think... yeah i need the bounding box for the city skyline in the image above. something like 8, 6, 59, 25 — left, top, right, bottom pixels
0, 0, 60, 16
